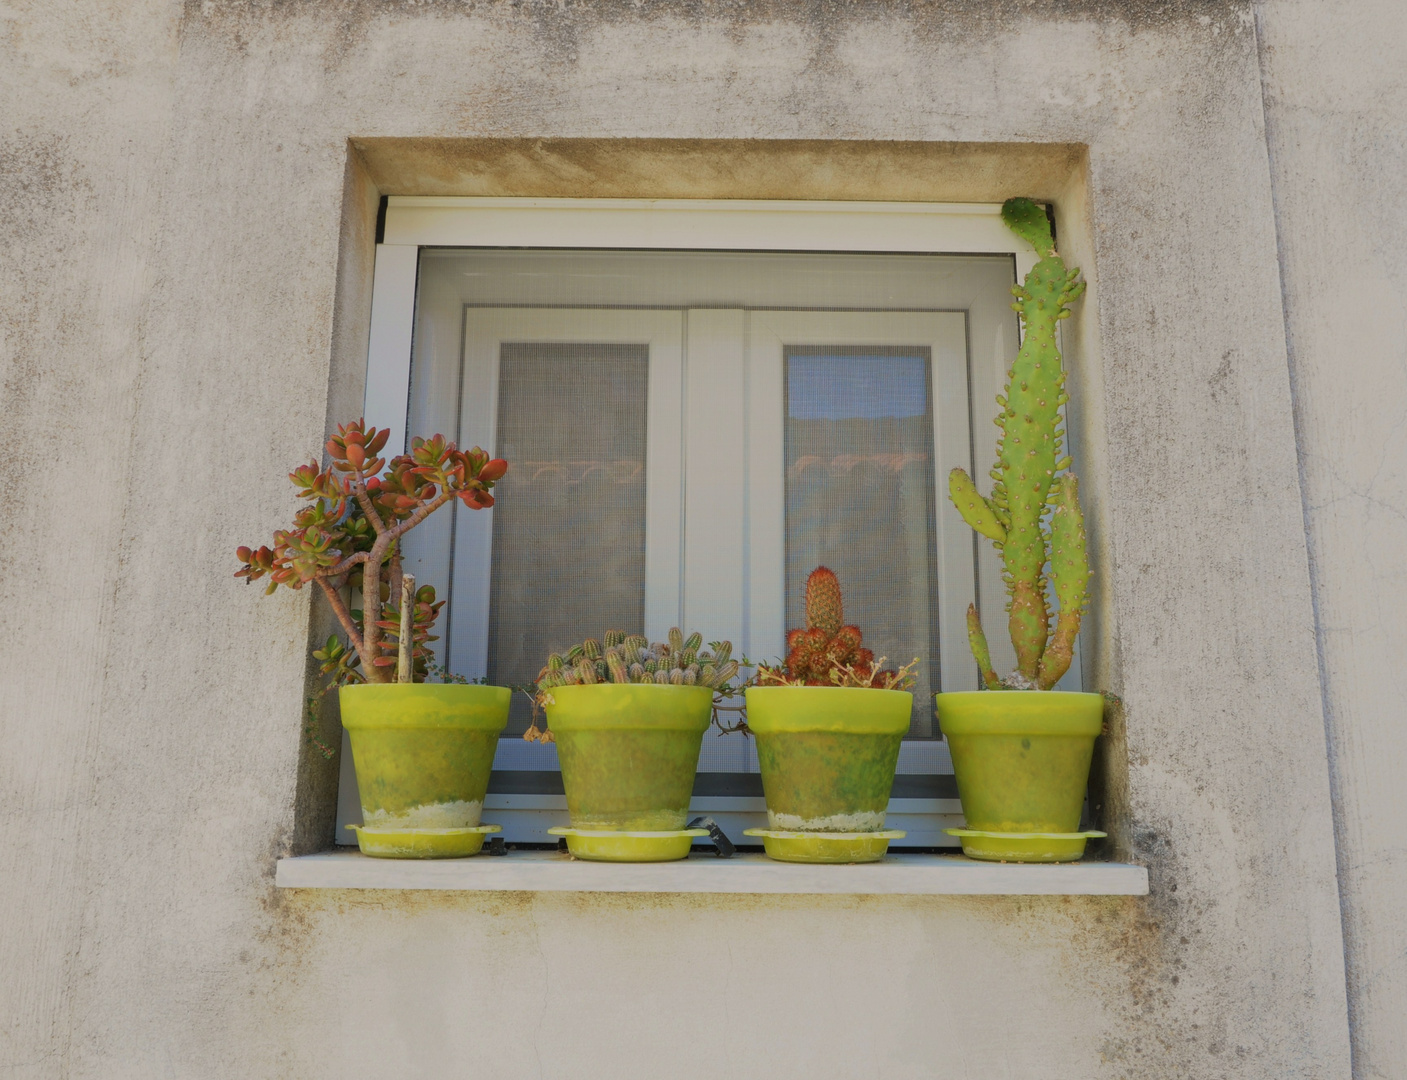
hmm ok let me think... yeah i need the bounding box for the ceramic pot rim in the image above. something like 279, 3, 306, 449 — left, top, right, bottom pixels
934, 690, 1103, 736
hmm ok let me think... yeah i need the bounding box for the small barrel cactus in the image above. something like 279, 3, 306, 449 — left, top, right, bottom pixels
947, 197, 1090, 691
606, 653, 630, 684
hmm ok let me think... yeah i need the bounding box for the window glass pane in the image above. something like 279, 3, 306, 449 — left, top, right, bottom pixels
784, 346, 940, 735
487, 343, 649, 730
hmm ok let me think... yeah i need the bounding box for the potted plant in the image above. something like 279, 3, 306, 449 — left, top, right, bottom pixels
935, 197, 1105, 863
743, 567, 918, 864
532, 629, 741, 862
237, 419, 510, 859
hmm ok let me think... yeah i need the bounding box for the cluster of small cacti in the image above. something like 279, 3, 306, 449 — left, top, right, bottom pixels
535, 628, 741, 692
947, 198, 1090, 691
756, 567, 917, 691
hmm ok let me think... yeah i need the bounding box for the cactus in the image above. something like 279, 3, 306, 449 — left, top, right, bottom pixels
947, 198, 1089, 691
534, 627, 743, 720
712, 659, 739, 686
758, 567, 916, 690
606, 652, 630, 684
804, 566, 845, 636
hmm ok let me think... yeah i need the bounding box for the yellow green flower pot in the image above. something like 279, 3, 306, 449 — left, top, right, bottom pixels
339, 683, 510, 857
744, 686, 911, 860
545, 683, 713, 861
935, 690, 1104, 862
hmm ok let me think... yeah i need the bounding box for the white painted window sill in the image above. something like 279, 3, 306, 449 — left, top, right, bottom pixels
276, 850, 1148, 896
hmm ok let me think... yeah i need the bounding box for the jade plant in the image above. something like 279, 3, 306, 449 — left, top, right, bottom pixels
755, 567, 918, 690
527, 628, 743, 742
947, 197, 1089, 691
236, 418, 507, 695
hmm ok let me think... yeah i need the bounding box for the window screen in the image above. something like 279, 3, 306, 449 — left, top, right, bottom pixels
486, 343, 649, 730
784, 347, 941, 735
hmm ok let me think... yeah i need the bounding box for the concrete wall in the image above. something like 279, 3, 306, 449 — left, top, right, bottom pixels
1256, 4, 1407, 1077
2, 0, 1400, 1076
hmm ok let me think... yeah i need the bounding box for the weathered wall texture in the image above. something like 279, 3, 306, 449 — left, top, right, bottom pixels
0, 0, 1397, 1076
1256, 3, 1407, 1077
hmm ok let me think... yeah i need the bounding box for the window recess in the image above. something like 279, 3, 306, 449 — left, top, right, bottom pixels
335, 200, 1083, 848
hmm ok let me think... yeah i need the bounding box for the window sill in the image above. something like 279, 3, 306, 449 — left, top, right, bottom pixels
276, 850, 1148, 896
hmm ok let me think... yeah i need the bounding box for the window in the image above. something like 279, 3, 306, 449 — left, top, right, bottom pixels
336, 200, 1081, 846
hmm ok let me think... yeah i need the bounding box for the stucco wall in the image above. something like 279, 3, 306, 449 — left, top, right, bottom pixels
1, 0, 1399, 1076
1256, 4, 1407, 1077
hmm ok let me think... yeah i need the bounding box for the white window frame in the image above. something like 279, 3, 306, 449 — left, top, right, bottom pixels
444, 308, 686, 680
336, 198, 1051, 847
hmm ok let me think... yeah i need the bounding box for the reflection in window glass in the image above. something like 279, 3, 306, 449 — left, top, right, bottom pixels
487, 343, 649, 729
784, 347, 941, 735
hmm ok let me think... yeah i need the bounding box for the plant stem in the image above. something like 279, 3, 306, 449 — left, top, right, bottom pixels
360, 491, 452, 680
398, 573, 415, 683
314, 576, 363, 657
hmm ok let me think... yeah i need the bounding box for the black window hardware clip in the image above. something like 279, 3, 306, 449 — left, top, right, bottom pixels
687, 816, 736, 858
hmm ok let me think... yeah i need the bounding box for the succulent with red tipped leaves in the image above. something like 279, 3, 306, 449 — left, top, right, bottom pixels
235, 417, 508, 685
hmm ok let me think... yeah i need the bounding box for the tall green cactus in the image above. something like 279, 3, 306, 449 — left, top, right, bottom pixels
948, 198, 1090, 691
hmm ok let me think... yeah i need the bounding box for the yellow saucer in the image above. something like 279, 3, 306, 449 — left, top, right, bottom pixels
547, 827, 709, 862
944, 828, 1106, 863
743, 829, 906, 864
348, 823, 501, 859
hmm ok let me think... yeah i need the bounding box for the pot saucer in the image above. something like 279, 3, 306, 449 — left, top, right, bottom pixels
547, 827, 709, 863
743, 828, 906, 864
944, 828, 1106, 863
348, 823, 501, 859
